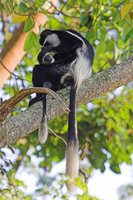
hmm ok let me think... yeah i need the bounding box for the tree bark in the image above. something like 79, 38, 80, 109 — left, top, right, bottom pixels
0, 0, 59, 89
0, 56, 133, 148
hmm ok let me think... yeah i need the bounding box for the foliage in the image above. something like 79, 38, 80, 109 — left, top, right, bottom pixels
118, 184, 133, 200
0, 0, 133, 199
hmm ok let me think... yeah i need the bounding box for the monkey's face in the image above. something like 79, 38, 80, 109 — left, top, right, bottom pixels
37, 48, 55, 65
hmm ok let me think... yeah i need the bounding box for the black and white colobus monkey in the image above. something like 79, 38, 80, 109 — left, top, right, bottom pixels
29, 29, 94, 192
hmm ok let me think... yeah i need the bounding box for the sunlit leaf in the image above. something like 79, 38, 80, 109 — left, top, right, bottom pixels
12, 14, 28, 23
24, 31, 37, 51
121, 4, 133, 19
35, 0, 46, 8
95, 41, 106, 57
23, 17, 35, 33
110, 164, 121, 174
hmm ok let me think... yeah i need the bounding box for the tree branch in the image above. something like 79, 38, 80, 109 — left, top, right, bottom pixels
0, 87, 69, 123
0, 56, 133, 148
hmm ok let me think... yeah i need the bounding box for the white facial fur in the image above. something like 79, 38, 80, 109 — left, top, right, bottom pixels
44, 33, 61, 47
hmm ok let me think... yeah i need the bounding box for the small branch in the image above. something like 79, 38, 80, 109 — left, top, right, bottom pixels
58, 15, 73, 29
0, 57, 29, 87
81, 142, 89, 160
49, 128, 67, 145
72, 0, 80, 15
8, 0, 35, 16
60, 0, 68, 12
79, 166, 89, 183
47, 0, 79, 18
124, 17, 133, 29
0, 57, 17, 77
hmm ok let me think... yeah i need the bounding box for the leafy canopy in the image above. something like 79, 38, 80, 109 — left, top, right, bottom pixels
0, 0, 133, 199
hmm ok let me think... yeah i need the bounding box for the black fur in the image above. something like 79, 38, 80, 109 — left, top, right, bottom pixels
29, 29, 94, 191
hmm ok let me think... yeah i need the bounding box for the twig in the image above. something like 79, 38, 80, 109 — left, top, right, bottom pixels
46, 0, 79, 18
79, 143, 86, 151
0, 57, 16, 76
123, 17, 133, 29
8, 0, 35, 16
48, 128, 67, 146
60, 0, 68, 12
72, 0, 80, 15
58, 15, 73, 29
99, 60, 111, 72
79, 166, 89, 183
0, 58, 31, 87
81, 142, 89, 160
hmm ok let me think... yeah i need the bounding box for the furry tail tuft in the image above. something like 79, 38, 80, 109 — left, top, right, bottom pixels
38, 95, 48, 144
66, 141, 79, 193
38, 114, 48, 144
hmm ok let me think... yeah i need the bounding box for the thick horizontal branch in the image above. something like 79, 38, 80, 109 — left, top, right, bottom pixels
0, 87, 69, 123
0, 56, 133, 148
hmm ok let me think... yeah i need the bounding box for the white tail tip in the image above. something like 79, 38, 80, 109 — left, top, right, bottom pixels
66, 142, 79, 193
38, 115, 48, 144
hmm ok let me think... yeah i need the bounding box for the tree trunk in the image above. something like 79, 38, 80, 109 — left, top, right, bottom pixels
0, 0, 59, 88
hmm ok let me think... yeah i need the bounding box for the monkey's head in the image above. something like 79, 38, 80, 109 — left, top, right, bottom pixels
37, 48, 55, 65
39, 29, 61, 48
39, 30, 52, 45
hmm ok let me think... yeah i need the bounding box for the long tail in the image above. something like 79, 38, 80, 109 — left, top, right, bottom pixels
66, 86, 79, 193
38, 95, 48, 144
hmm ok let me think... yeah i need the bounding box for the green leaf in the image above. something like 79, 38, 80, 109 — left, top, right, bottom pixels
18, 2, 35, 14
12, 14, 28, 23
79, 26, 88, 32
112, 0, 122, 4
48, 18, 61, 29
124, 29, 133, 43
110, 164, 121, 174
23, 17, 35, 33
35, 0, 46, 8
98, 28, 107, 39
86, 32, 95, 40
118, 39, 123, 50
40, 161, 46, 168
96, 118, 105, 126
80, 14, 89, 26
41, 9, 48, 15
95, 41, 106, 57
24, 31, 37, 51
